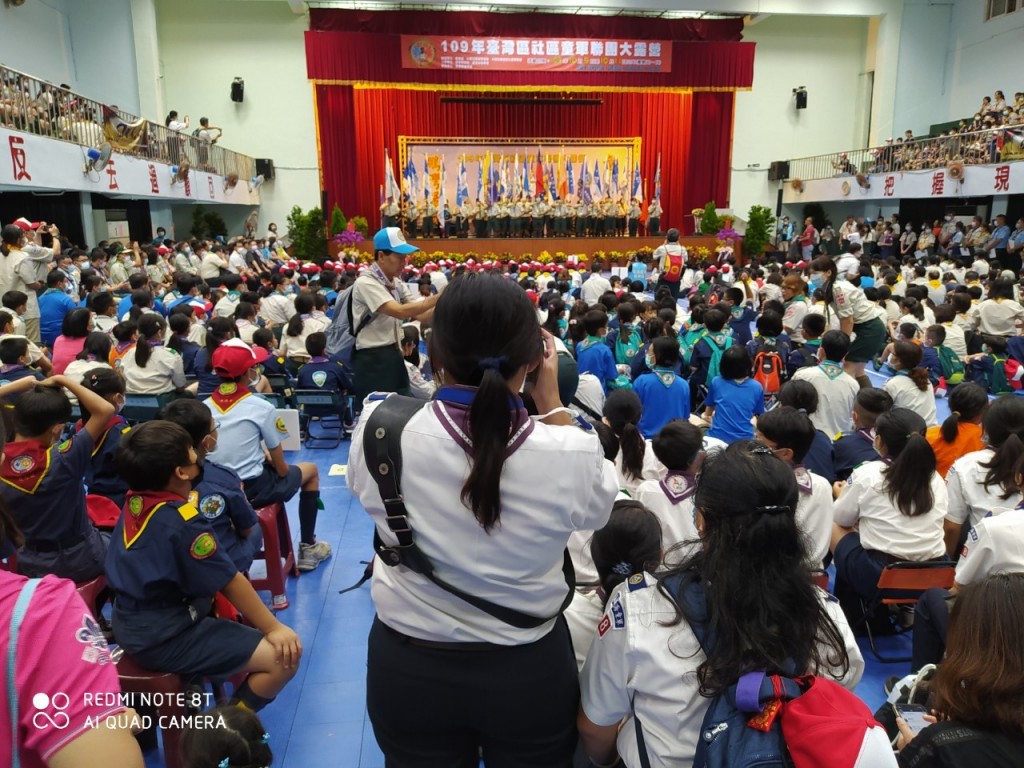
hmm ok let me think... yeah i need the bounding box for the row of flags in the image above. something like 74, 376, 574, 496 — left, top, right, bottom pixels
381, 148, 662, 212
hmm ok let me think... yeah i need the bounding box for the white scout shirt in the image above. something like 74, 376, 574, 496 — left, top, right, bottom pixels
883, 373, 938, 427
830, 280, 886, 326
795, 467, 836, 567
635, 474, 700, 563
351, 273, 414, 350
833, 460, 947, 560
792, 362, 859, 438
347, 397, 619, 645
954, 506, 1024, 586
580, 573, 864, 768
946, 448, 1023, 530
120, 346, 186, 395
205, 393, 288, 482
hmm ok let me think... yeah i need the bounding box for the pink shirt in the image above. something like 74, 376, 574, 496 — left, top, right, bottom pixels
0, 573, 124, 766
51, 336, 86, 375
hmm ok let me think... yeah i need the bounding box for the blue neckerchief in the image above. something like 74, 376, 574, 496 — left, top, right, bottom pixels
434, 385, 523, 411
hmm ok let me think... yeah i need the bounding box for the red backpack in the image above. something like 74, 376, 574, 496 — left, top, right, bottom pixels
663, 252, 684, 282
753, 349, 783, 395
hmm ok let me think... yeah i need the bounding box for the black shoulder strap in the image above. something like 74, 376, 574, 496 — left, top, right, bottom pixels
346, 283, 374, 338
365, 395, 575, 630
570, 395, 602, 422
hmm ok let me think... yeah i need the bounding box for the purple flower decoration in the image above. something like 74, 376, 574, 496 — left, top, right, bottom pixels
334, 230, 364, 247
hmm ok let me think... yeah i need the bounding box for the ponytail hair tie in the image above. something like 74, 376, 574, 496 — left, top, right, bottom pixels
612, 562, 633, 576
952, 411, 961, 417
477, 356, 507, 373
756, 504, 791, 515
261, 732, 270, 744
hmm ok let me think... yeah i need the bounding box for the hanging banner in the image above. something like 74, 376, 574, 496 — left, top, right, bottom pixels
400, 36, 672, 73
102, 107, 150, 152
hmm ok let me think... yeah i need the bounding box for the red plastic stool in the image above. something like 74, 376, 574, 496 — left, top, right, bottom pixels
249, 503, 298, 610
116, 655, 188, 768
86, 494, 121, 529
75, 575, 110, 619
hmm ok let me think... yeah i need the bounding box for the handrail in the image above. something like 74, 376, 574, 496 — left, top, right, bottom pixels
0, 63, 255, 180
786, 127, 1024, 182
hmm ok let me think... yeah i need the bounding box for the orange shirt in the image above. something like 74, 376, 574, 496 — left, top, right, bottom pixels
926, 421, 984, 479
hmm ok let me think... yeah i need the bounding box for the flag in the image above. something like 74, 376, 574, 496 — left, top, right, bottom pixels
547, 160, 557, 200
640, 178, 649, 223
477, 158, 484, 203
611, 158, 619, 198
384, 148, 401, 202
557, 152, 568, 201
535, 149, 544, 200
490, 153, 500, 204
438, 158, 447, 230
499, 155, 508, 200
422, 156, 430, 203
654, 152, 662, 201
457, 155, 467, 207
523, 156, 532, 197
512, 153, 519, 198
567, 157, 575, 197
603, 159, 611, 196
631, 163, 642, 202
403, 157, 418, 202
593, 159, 603, 197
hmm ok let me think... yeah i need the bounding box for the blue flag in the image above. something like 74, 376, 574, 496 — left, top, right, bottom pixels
567, 157, 575, 197
457, 156, 467, 207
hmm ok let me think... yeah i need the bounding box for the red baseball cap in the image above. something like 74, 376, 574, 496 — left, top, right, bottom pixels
211, 339, 269, 378
12, 218, 40, 231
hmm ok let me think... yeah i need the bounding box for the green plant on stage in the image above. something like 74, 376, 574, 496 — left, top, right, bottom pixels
699, 202, 722, 235
329, 205, 347, 236
286, 206, 328, 264
744, 205, 775, 258
350, 216, 370, 236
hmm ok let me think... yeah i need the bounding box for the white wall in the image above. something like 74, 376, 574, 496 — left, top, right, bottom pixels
1, 0, 75, 88
155, 0, 320, 234
730, 15, 869, 221
888, 0, 950, 137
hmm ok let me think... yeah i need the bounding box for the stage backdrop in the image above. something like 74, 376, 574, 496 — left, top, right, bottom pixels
306, 10, 752, 234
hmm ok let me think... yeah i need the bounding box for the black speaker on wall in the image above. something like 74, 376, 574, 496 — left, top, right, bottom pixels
795, 90, 808, 110
768, 161, 790, 182
231, 78, 245, 103
255, 158, 275, 180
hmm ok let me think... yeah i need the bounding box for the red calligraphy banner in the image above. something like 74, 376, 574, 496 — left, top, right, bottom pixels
400, 35, 672, 73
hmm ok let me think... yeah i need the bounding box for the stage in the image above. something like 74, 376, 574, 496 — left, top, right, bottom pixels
345, 235, 725, 265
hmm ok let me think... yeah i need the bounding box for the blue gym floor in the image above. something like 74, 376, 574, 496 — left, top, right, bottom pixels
140, 366, 932, 766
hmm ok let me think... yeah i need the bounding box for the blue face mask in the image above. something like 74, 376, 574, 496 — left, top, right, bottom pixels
808, 273, 825, 291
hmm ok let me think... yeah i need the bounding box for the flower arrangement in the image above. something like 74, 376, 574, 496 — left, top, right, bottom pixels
333, 228, 364, 248
692, 246, 711, 260
537, 250, 553, 264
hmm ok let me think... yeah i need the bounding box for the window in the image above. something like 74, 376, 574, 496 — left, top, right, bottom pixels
987, 0, 1020, 20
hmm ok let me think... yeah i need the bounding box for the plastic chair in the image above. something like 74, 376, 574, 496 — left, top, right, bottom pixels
122, 393, 173, 424
86, 494, 122, 529
860, 561, 955, 662
75, 575, 110, 619
116, 655, 188, 768
248, 503, 298, 610
293, 389, 346, 448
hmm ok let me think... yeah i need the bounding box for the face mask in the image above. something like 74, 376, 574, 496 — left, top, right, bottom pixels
808, 273, 825, 290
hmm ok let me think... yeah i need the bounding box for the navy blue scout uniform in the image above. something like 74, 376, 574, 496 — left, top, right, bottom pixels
189, 461, 262, 573
0, 365, 44, 402
177, 338, 201, 377
260, 353, 293, 380
192, 348, 222, 395
727, 304, 758, 347
296, 355, 352, 393
106, 490, 263, 677
833, 427, 880, 481
77, 415, 131, 508
0, 432, 108, 581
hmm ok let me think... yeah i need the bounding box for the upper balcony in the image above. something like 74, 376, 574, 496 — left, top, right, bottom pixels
781, 128, 1024, 206
0, 64, 260, 205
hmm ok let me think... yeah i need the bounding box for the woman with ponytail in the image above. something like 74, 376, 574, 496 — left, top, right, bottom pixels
166, 310, 200, 376
347, 272, 618, 767
832, 408, 948, 613
192, 316, 237, 395
602, 388, 659, 494
120, 313, 187, 395
279, 292, 329, 364
565, 499, 662, 670
926, 382, 988, 477
580, 442, 863, 767
883, 339, 938, 426
945, 396, 1024, 557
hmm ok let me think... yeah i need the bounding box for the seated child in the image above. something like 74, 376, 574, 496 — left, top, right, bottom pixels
252, 328, 292, 383
400, 326, 433, 400
777, 380, 837, 483
120, 314, 189, 396
702, 346, 765, 445
722, 286, 758, 347
0, 337, 44, 399
634, 419, 704, 561
108, 321, 138, 372
78, 368, 131, 509
965, 335, 1013, 395
576, 309, 624, 395
167, 309, 201, 377
160, 399, 264, 577
787, 312, 826, 378
63, 332, 114, 397
920, 325, 944, 385
755, 406, 834, 568
925, 324, 964, 391
194, 317, 237, 395
106, 421, 300, 710
876, 321, 921, 373
688, 306, 733, 411
633, 337, 690, 439
204, 339, 330, 572
606, 301, 642, 367
745, 309, 792, 399
883, 340, 938, 427
296, 331, 355, 423
0, 374, 115, 580
834, 388, 893, 481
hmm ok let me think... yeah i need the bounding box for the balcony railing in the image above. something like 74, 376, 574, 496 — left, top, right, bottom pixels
787, 127, 1024, 182
0, 64, 255, 181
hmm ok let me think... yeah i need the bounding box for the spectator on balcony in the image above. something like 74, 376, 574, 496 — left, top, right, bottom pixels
165, 110, 189, 166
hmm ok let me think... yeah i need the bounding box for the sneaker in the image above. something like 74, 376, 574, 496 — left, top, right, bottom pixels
297, 540, 332, 572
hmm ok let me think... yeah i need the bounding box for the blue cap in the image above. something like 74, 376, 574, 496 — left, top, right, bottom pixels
372, 227, 418, 254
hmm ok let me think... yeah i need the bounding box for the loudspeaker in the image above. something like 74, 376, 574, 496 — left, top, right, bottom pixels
230, 78, 245, 103
255, 158, 275, 180
795, 90, 808, 110
776, 188, 783, 217
768, 161, 790, 182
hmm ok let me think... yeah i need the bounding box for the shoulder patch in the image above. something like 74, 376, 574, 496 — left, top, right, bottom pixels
190, 532, 217, 559
611, 597, 625, 629
627, 573, 651, 592
199, 494, 226, 520
57, 438, 72, 454
275, 417, 289, 434
120, 426, 132, 435
178, 502, 199, 522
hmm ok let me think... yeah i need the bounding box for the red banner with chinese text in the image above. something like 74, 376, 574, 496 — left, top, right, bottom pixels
400, 36, 672, 73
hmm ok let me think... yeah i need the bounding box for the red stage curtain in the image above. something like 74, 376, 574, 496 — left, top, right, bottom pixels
309, 9, 745, 41
315, 86, 724, 235
305, 32, 754, 92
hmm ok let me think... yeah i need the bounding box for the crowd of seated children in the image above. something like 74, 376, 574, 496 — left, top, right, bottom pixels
203, 339, 330, 572
0, 373, 114, 580
279, 293, 330, 365
105, 421, 300, 711
120, 313, 191, 396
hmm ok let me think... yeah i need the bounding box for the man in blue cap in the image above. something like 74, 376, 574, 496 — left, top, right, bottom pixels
350, 228, 441, 405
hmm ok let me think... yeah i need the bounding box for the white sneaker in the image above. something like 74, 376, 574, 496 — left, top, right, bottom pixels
297, 540, 332, 572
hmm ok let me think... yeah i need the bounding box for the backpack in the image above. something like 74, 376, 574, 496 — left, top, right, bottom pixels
753, 349, 784, 395
630, 571, 888, 768
935, 344, 965, 385
992, 356, 1012, 394
1006, 358, 1024, 391
325, 284, 372, 365
679, 326, 705, 368
704, 333, 733, 381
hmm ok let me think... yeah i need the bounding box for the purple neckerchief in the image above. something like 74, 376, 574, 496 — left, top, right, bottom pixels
148, 338, 163, 347
431, 385, 534, 459
855, 427, 875, 444
309, 355, 329, 363
0, 364, 25, 374
368, 262, 403, 303
660, 470, 697, 504
793, 464, 813, 495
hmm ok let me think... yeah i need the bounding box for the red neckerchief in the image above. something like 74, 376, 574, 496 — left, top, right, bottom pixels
75, 414, 128, 456
122, 490, 185, 548
209, 382, 251, 414
0, 440, 53, 494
